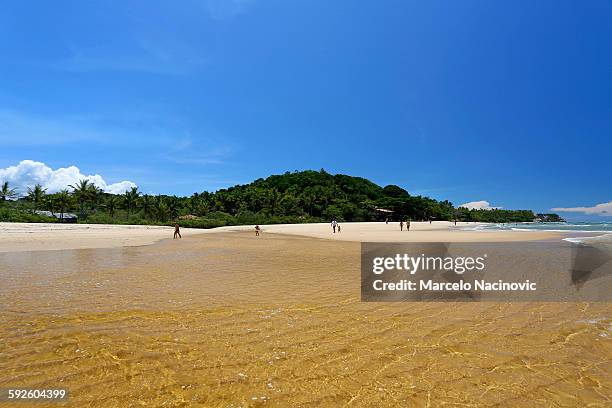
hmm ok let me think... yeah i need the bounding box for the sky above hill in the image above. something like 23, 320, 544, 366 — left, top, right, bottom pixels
0, 0, 610, 219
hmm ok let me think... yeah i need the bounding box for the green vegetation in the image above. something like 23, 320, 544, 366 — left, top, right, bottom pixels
0, 170, 557, 227
454, 208, 537, 223
536, 213, 565, 222
0, 206, 57, 223
1, 181, 18, 201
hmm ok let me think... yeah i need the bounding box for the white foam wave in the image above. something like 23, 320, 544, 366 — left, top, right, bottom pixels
563, 233, 612, 245
512, 228, 612, 233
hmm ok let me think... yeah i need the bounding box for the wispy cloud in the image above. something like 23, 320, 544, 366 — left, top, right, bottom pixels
0, 110, 237, 170
0, 110, 102, 146
459, 200, 502, 210
163, 136, 236, 165
53, 39, 207, 75
552, 201, 612, 216
0, 109, 178, 148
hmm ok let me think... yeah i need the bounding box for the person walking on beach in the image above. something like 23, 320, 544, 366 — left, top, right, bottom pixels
331, 219, 338, 233
337, 224, 341, 233
400, 220, 404, 231
255, 225, 261, 236
174, 223, 182, 239
406, 219, 411, 231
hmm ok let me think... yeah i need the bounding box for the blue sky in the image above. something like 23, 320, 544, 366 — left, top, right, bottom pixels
0, 0, 610, 219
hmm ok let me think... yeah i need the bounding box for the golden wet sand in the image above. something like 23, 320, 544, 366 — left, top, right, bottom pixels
1, 232, 611, 407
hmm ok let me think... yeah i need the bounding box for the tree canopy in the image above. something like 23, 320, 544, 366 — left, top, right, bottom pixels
1, 170, 554, 226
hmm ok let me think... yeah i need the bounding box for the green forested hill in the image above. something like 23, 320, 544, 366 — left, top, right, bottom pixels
197, 169, 452, 222
1, 169, 548, 227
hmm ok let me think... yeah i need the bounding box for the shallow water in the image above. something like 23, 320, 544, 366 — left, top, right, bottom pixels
0, 233, 610, 406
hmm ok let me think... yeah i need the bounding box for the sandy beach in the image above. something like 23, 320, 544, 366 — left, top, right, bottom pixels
0, 223, 610, 406
0, 223, 211, 253
217, 221, 561, 242
0, 221, 561, 253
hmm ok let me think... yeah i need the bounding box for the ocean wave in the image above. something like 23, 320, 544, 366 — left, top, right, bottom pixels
459, 221, 612, 231
563, 233, 612, 245
512, 228, 612, 233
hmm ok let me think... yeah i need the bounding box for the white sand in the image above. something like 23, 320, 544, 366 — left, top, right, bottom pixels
0, 221, 560, 253
214, 221, 561, 242
0, 223, 209, 253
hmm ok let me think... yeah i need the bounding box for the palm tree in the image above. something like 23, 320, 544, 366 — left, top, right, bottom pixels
141, 194, 153, 219
188, 193, 200, 214
88, 184, 104, 213
1, 181, 18, 202
154, 195, 168, 221
106, 195, 119, 218
123, 187, 140, 218
167, 196, 179, 220
45, 195, 58, 217
69, 179, 91, 217
56, 190, 71, 220
27, 184, 47, 210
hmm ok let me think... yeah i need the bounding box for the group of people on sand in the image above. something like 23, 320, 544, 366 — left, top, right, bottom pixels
175, 218, 417, 240
399, 219, 411, 231
176, 221, 263, 238
385, 217, 412, 231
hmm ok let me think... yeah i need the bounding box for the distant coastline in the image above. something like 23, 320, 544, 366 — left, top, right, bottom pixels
1, 170, 563, 228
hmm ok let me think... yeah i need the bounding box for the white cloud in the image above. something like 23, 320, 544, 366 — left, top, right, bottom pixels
551, 201, 612, 216
459, 200, 502, 210
0, 160, 137, 195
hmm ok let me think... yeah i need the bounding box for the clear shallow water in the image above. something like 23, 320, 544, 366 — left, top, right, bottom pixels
1, 233, 611, 406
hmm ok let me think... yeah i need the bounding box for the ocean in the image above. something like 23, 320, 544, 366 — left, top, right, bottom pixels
459, 221, 612, 244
